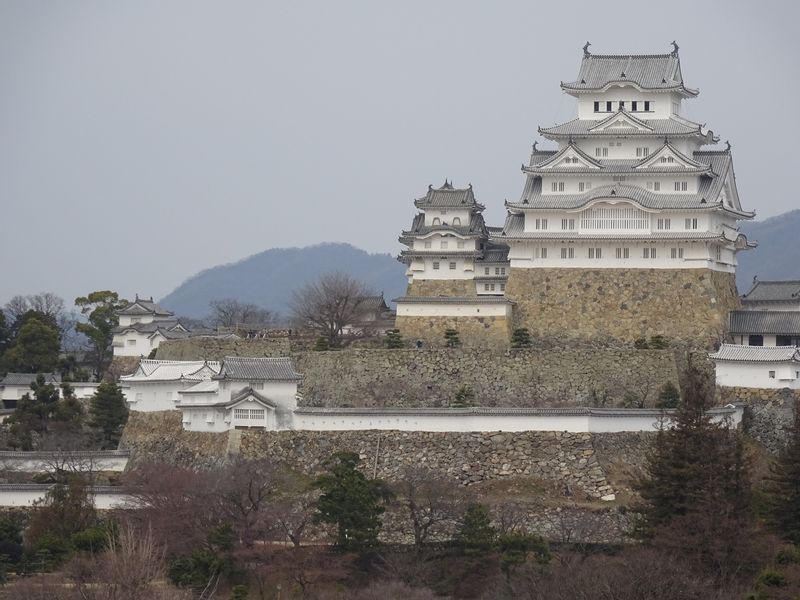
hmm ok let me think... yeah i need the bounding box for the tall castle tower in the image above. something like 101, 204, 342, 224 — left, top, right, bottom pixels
394, 44, 754, 347
494, 43, 754, 343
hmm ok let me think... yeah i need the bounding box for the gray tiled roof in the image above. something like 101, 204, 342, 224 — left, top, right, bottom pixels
729, 311, 800, 335
480, 243, 510, 263
218, 357, 302, 381
414, 181, 485, 210
539, 114, 712, 139
524, 159, 711, 176
741, 281, 800, 303
0, 372, 60, 386
393, 296, 512, 304
295, 405, 739, 418
511, 152, 751, 215
400, 213, 487, 240
117, 298, 174, 317
112, 319, 183, 334
225, 387, 277, 409
710, 344, 800, 363
495, 213, 725, 241
562, 49, 698, 97
357, 295, 390, 313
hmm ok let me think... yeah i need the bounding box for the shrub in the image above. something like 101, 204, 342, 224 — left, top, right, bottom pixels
656, 382, 680, 409
633, 337, 649, 349
453, 385, 475, 408
444, 329, 461, 348
775, 545, 800, 565
384, 329, 404, 349
756, 568, 787, 588
649, 335, 669, 349
314, 336, 330, 351
456, 503, 495, 556
511, 328, 532, 348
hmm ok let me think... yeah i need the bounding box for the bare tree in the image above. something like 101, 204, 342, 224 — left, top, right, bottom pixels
392, 466, 467, 551
209, 298, 273, 329
211, 458, 278, 546
289, 272, 373, 346
267, 491, 318, 547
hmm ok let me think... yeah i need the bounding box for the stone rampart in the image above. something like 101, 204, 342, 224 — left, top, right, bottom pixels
155, 342, 680, 408
394, 315, 511, 348
156, 337, 292, 361
293, 347, 679, 408
240, 429, 615, 499
717, 386, 800, 453
407, 280, 476, 296
504, 267, 738, 344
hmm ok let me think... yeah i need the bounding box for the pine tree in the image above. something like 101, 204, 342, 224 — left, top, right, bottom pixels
510, 328, 532, 349
766, 401, 800, 544
444, 329, 461, 348
655, 381, 680, 409
314, 451, 392, 552
456, 503, 496, 556
89, 382, 129, 449
384, 329, 404, 349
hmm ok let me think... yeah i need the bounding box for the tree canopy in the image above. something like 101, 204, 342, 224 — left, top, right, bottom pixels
74, 291, 127, 379
1, 315, 60, 374
89, 382, 129, 449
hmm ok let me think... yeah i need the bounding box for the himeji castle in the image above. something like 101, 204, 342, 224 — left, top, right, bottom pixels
396, 43, 755, 346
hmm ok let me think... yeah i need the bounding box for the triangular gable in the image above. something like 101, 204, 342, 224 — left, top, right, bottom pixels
535, 143, 602, 170
635, 142, 709, 170
588, 109, 653, 134
186, 364, 220, 379
226, 388, 277, 411
170, 323, 188, 332
717, 167, 742, 212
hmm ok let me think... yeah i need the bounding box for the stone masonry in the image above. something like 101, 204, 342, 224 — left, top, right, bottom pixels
504, 267, 739, 344
394, 314, 511, 348
407, 279, 476, 297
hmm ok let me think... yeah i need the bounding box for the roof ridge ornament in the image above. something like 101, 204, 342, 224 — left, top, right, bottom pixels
583, 41, 591, 57
532, 141, 538, 151
725, 140, 732, 152
671, 41, 679, 57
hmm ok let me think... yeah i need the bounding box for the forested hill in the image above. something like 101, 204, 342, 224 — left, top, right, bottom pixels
159, 243, 407, 320
737, 209, 800, 292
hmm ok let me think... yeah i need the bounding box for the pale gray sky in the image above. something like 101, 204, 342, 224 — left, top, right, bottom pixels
1, 0, 798, 306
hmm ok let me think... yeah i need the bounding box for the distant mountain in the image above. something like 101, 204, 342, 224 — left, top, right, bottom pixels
737, 209, 800, 292
160, 243, 407, 319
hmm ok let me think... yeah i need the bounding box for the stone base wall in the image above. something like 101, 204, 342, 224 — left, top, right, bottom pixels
156, 337, 292, 361
407, 279, 476, 297
241, 429, 614, 499
504, 267, 738, 344
717, 386, 800, 453
119, 411, 229, 468
395, 315, 511, 348
293, 347, 678, 408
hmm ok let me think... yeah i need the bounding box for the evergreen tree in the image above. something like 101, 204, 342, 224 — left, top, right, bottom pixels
655, 381, 680, 409
7, 375, 61, 449
74, 291, 127, 379
1, 316, 60, 374
510, 328, 532, 349
384, 329, 404, 349
766, 401, 800, 544
444, 328, 461, 348
0, 311, 10, 362
453, 385, 475, 408
635, 368, 759, 579
89, 382, 129, 449
314, 451, 392, 552
456, 503, 496, 556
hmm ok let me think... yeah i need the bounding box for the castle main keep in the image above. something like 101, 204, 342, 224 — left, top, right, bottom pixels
396, 43, 754, 346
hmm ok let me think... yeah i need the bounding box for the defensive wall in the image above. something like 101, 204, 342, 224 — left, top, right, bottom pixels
504, 268, 739, 344
156, 342, 681, 409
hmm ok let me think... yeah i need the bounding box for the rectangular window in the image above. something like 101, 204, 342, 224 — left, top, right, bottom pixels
643, 247, 658, 259
618, 101, 625, 110
449, 261, 456, 270
656, 218, 671, 230
606, 101, 613, 112
631, 100, 638, 112
250, 409, 265, 420
234, 408, 249, 420
644, 100, 651, 111
672, 101, 680, 115
715, 247, 722, 261
769, 371, 776, 379
551, 182, 564, 192
674, 181, 688, 191
484, 284, 490, 291
593, 101, 600, 112
653, 181, 660, 191
495, 267, 500, 275
595, 147, 608, 157
560, 247, 574, 259
612, 175, 626, 182
614, 247, 630, 259
535, 218, 549, 230
424, 241, 432, 248
588, 247, 602, 259
485, 267, 490, 275
432, 261, 440, 270
126, 339, 136, 346
685, 218, 698, 230
636, 147, 650, 158
440, 241, 448, 249
490, 284, 495, 291
561, 218, 575, 230
540, 248, 547, 259
500, 284, 506, 292
500, 267, 506, 274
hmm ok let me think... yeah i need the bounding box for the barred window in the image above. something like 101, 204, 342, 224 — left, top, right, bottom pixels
581, 206, 648, 230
